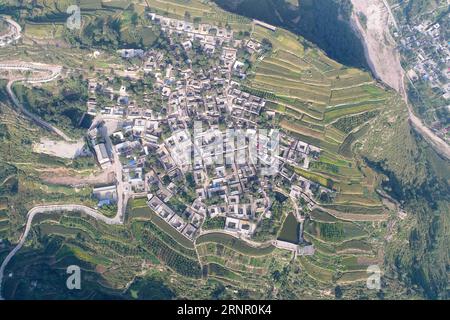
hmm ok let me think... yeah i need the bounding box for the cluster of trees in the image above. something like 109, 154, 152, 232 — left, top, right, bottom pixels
208, 262, 238, 280
333, 110, 379, 134
310, 161, 340, 175
253, 192, 285, 241
189, 39, 222, 71
241, 85, 276, 100
0, 123, 10, 141
137, 225, 202, 278
98, 204, 118, 218
402, 0, 443, 23
60, 216, 100, 239
408, 82, 450, 127
0, 0, 67, 22
0, 162, 18, 196
3, 235, 123, 299
13, 74, 88, 137
65, 6, 160, 50
81, 16, 122, 47
127, 275, 175, 300
204, 195, 223, 206
371, 150, 450, 299
362, 102, 450, 299
135, 221, 197, 259
261, 38, 273, 53
202, 216, 226, 230
167, 197, 187, 215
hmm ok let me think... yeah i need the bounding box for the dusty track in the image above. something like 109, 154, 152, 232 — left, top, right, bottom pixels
0, 61, 71, 141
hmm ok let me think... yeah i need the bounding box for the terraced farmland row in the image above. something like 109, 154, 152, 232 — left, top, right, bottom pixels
299, 214, 380, 285
241, 22, 396, 215
0, 209, 8, 238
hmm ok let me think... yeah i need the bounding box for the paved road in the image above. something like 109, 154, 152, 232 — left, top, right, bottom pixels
103, 125, 127, 224
0, 204, 122, 300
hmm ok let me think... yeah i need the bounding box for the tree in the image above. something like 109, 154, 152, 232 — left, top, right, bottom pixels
211, 283, 226, 299
193, 17, 201, 25
261, 38, 273, 52
185, 172, 196, 188
131, 12, 139, 26
184, 11, 191, 21
334, 286, 343, 299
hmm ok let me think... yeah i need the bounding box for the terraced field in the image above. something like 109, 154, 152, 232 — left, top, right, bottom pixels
299, 212, 381, 285
2, 201, 292, 298
196, 238, 289, 294
0, 0, 403, 297
196, 232, 275, 256
0, 210, 8, 239
138, 0, 252, 32
244, 23, 396, 220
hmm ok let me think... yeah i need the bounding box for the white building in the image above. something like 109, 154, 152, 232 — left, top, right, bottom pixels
94, 143, 111, 169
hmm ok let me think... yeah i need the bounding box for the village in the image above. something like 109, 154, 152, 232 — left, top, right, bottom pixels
3, 0, 426, 300
80, 13, 331, 255
396, 15, 450, 141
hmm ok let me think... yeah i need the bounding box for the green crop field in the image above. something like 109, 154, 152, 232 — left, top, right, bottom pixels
303, 219, 367, 243
337, 270, 368, 284
310, 209, 339, 223
0, 0, 443, 300
298, 256, 334, 283
336, 239, 373, 253
196, 232, 275, 256
127, 200, 195, 249
239, 21, 394, 219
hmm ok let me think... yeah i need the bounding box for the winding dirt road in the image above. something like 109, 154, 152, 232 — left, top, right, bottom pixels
405, 78, 450, 160
0, 204, 123, 300
0, 61, 72, 141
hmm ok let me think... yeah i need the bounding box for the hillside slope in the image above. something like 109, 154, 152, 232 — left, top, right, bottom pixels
214, 0, 369, 69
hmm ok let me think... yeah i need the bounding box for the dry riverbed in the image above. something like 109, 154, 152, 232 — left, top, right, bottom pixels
350, 0, 405, 95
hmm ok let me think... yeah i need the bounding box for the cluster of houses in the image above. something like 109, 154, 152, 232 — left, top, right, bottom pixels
149, 13, 233, 54
279, 135, 321, 170
228, 88, 266, 128
398, 19, 450, 140
83, 13, 323, 252
400, 21, 449, 95
93, 185, 117, 208
147, 194, 204, 240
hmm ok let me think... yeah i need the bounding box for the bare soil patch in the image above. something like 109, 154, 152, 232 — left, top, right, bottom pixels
350, 0, 404, 94
38, 167, 115, 187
